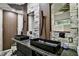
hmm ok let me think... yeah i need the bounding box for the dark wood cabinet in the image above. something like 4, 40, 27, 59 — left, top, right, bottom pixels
16, 42, 44, 56
17, 43, 32, 56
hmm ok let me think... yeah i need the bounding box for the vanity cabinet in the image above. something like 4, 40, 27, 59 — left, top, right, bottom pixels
17, 43, 32, 56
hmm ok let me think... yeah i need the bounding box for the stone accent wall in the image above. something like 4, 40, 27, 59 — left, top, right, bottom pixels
27, 3, 40, 38
69, 3, 78, 50
78, 4, 79, 46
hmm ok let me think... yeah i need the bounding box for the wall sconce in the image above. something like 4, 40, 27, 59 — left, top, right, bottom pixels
69, 37, 73, 43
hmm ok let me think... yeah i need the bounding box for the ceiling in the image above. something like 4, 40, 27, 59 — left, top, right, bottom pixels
8, 3, 24, 10
0, 3, 25, 10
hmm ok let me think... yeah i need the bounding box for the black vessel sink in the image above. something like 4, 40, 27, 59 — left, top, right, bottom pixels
30, 38, 61, 54
14, 35, 29, 41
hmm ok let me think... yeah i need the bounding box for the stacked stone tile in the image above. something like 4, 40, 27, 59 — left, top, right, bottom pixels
27, 4, 40, 38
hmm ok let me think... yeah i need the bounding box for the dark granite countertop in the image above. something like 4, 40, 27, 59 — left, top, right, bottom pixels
12, 38, 56, 56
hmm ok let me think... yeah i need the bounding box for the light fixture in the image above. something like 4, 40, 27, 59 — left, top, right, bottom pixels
54, 11, 64, 15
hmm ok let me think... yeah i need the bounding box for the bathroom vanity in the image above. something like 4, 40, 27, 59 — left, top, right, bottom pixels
12, 37, 62, 56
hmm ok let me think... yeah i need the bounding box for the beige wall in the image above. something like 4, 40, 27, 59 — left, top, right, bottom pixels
18, 14, 23, 35
0, 9, 3, 51
39, 3, 50, 39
